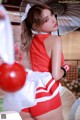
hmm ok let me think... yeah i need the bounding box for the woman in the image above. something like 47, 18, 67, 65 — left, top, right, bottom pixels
20, 4, 69, 120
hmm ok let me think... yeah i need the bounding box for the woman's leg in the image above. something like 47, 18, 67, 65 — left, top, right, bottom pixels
20, 106, 64, 120
19, 111, 35, 120
35, 106, 64, 120
20, 92, 63, 120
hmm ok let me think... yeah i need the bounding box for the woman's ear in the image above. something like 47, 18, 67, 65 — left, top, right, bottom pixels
37, 27, 41, 31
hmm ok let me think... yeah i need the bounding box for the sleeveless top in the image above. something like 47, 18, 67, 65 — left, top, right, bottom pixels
30, 34, 64, 72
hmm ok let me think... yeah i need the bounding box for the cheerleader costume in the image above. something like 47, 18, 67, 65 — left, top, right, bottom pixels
21, 34, 64, 117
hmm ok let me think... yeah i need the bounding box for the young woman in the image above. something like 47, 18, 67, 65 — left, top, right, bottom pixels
20, 4, 69, 120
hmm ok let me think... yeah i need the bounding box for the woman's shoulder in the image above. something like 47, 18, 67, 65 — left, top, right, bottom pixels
44, 35, 62, 58
47, 35, 61, 41
44, 35, 61, 46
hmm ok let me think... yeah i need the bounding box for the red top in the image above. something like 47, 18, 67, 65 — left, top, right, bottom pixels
30, 34, 64, 72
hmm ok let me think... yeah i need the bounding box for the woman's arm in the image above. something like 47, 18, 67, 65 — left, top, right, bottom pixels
44, 35, 64, 80
51, 36, 64, 80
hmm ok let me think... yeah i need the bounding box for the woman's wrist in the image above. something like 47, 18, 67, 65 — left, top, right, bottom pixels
61, 67, 66, 78
61, 64, 70, 78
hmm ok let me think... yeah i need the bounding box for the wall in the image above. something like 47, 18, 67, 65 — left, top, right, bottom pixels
8, 12, 21, 44
61, 31, 80, 60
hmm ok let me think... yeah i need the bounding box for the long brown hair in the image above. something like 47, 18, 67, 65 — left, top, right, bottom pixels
21, 4, 54, 50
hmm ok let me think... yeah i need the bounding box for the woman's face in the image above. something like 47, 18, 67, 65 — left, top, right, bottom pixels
39, 9, 58, 33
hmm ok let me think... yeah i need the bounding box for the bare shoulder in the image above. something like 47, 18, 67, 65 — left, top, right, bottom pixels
44, 35, 62, 57
49, 35, 61, 41
44, 35, 61, 48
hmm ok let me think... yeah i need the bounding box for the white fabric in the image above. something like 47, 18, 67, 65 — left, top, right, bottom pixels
31, 30, 58, 36
0, 111, 22, 120
3, 69, 60, 112
21, 4, 31, 21
0, 5, 15, 64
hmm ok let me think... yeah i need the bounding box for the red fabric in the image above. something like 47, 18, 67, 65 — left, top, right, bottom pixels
22, 92, 61, 117
21, 34, 64, 116
30, 34, 64, 72
21, 78, 61, 116
36, 78, 59, 98
30, 34, 51, 72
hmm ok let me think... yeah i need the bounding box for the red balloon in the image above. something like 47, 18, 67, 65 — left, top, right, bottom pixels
0, 62, 27, 92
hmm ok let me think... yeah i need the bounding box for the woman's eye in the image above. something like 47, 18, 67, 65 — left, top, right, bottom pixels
44, 18, 49, 22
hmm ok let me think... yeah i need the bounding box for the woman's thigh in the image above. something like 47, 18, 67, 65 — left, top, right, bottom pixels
20, 92, 63, 120
20, 112, 35, 120
20, 106, 64, 120
35, 106, 64, 120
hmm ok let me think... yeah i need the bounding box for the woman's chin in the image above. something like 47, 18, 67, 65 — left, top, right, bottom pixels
52, 29, 58, 33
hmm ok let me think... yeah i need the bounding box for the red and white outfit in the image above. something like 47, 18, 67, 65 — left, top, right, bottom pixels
0, 5, 65, 117
3, 69, 61, 115
3, 34, 66, 117
21, 34, 65, 117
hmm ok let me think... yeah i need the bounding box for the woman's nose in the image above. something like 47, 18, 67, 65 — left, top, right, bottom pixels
51, 17, 56, 23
